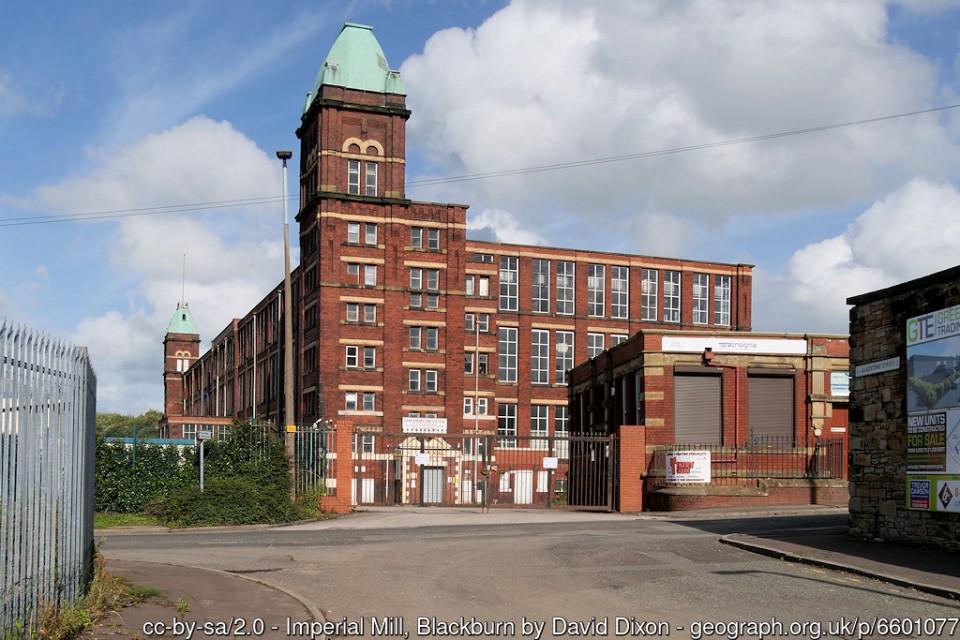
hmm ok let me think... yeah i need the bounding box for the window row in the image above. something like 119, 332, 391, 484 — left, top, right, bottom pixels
347, 160, 377, 196
345, 222, 443, 251
344, 345, 377, 369
499, 257, 733, 325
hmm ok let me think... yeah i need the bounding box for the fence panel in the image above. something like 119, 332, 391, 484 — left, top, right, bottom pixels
648, 436, 846, 487
0, 320, 96, 634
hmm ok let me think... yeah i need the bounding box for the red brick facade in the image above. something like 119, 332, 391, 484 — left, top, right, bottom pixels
161, 27, 755, 462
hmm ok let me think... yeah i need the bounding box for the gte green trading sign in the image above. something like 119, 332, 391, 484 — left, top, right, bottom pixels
905, 303, 960, 512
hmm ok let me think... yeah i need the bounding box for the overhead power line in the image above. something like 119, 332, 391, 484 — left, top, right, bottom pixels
3, 103, 958, 228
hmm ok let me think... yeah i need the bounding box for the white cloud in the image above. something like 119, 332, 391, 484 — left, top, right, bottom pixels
755, 178, 960, 334
31, 117, 285, 413
468, 208, 547, 246
0, 70, 26, 117
402, 0, 959, 238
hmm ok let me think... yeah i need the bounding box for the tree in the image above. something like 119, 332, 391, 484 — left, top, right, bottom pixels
96, 410, 163, 438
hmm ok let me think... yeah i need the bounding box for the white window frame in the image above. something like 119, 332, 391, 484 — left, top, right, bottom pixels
714, 275, 731, 326
532, 258, 550, 314
587, 332, 605, 359
556, 331, 574, 385
363, 304, 377, 324
348, 160, 360, 195
345, 345, 359, 368
664, 270, 681, 323
531, 329, 549, 385
642, 268, 658, 321
425, 369, 438, 392
556, 261, 575, 315
364, 265, 377, 286
498, 403, 517, 448
408, 369, 421, 391
610, 334, 629, 347
693, 273, 709, 325
365, 161, 377, 196
409, 327, 422, 350
499, 256, 518, 311
364, 223, 377, 245
425, 327, 439, 351
498, 326, 518, 383
410, 268, 423, 290
363, 346, 376, 369
411, 227, 423, 248
347, 221, 360, 244
611, 266, 629, 319
345, 392, 358, 411
346, 303, 359, 323
428, 228, 440, 250
588, 264, 605, 317
362, 392, 375, 412
531, 405, 549, 449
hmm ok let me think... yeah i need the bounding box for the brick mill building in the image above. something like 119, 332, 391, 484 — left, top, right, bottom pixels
161, 24, 755, 506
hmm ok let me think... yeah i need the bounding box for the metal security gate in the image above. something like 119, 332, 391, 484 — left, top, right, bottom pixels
351, 432, 617, 510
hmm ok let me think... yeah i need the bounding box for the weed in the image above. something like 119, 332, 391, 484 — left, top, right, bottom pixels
176, 597, 189, 615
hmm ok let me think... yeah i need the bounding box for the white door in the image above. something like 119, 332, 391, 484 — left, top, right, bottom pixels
422, 467, 444, 504
513, 470, 533, 504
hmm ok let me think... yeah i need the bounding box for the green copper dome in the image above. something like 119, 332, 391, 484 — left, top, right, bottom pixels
166, 304, 199, 335
304, 23, 405, 112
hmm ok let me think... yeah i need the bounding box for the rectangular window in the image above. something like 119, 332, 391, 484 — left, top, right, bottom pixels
411, 227, 423, 248
714, 275, 731, 326
348, 160, 360, 195
426, 269, 440, 291
531, 405, 549, 449
345, 392, 358, 411
410, 268, 423, 290
498, 327, 518, 383
664, 270, 681, 323
365, 223, 377, 245
693, 273, 709, 324
352, 433, 375, 454
410, 292, 422, 309
465, 313, 474, 332
556, 331, 574, 385
498, 403, 517, 448
409, 327, 422, 350
364, 265, 377, 286
610, 334, 629, 347
588, 264, 605, 317
477, 397, 488, 415
465, 352, 475, 374
345, 345, 359, 368
642, 269, 658, 321
478, 276, 490, 297
477, 314, 489, 332
555, 406, 569, 458
363, 346, 376, 369
425, 370, 438, 392
426, 293, 440, 309
611, 266, 629, 319
363, 304, 377, 324
425, 327, 439, 351
346, 303, 359, 323
499, 256, 518, 311
428, 229, 440, 250
365, 162, 377, 196
408, 370, 421, 391
464, 397, 474, 415
347, 263, 360, 283
531, 329, 549, 385
347, 221, 360, 244
478, 353, 489, 375
556, 261, 575, 315
587, 333, 605, 359
363, 392, 375, 412
532, 259, 550, 313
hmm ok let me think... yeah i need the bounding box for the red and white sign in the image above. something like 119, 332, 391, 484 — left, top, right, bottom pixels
666, 451, 711, 484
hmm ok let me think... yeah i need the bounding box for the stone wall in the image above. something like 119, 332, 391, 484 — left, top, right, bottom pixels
847, 265, 960, 551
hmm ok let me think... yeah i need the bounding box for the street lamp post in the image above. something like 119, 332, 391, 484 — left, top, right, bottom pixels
277, 150, 296, 501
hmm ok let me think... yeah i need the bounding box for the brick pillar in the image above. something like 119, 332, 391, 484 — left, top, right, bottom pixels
617, 425, 647, 513
320, 422, 356, 514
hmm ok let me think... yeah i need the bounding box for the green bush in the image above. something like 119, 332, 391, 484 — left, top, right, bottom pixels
95, 437, 194, 513
146, 476, 299, 527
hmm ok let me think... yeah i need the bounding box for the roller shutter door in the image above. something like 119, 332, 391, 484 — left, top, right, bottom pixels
748, 374, 794, 443
674, 374, 721, 444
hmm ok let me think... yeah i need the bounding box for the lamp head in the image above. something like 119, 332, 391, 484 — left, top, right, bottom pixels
276, 150, 293, 161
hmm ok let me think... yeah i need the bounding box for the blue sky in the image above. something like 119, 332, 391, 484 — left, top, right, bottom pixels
3, 0, 960, 414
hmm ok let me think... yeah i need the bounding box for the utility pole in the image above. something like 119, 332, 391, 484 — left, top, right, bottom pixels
277, 150, 296, 501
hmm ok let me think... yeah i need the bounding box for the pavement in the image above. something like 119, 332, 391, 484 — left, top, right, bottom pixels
85, 505, 959, 639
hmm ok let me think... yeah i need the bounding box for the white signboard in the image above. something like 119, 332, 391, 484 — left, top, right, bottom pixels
414, 453, 431, 466
666, 451, 711, 484
402, 417, 448, 434
854, 356, 900, 378
830, 371, 850, 397
197, 430, 213, 441
661, 336, 807, 355
542, 457, 559, 470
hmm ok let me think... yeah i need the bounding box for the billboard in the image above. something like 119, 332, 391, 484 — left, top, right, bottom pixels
905, 304, 960, 511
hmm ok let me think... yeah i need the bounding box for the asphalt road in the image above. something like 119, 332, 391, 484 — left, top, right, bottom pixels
100, 512, 959, 639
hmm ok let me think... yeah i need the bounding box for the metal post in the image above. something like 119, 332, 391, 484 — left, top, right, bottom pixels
277, 150, 297, 502
200, 439, 205, 493
474, 321, 479, 505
